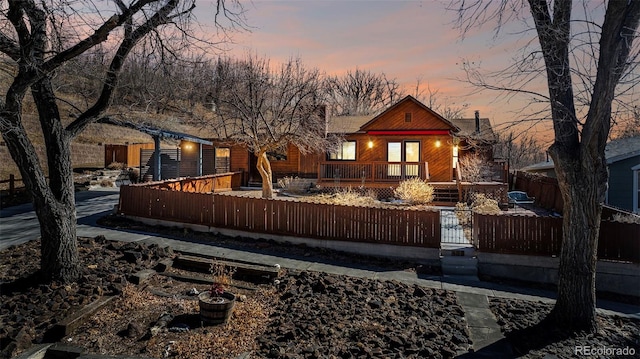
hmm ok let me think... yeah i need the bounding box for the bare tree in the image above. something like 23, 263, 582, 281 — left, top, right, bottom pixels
451, 0, 640, 332
413, 77, 469, 119
325, 68, 403, 116
211, 56, 333, 198
0, 0, 244, 283
494, 131, 546, 170
611, 106, 640, 139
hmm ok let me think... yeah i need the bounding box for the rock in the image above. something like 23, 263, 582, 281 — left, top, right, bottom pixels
413, 286, 428, 297
123, 250, 142, 264
124, 321, 146, 338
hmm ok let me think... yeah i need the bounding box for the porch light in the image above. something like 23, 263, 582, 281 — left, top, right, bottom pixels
185, 144, 193, 151
367, 140, 374, 149
435, 139, 441, 148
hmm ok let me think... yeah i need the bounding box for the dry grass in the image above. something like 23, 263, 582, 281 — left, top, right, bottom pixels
71, 283, 277, 359
313, 187, 379, 206
393, 178, 434, 205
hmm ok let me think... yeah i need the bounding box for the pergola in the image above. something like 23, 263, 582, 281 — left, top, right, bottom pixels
98, 118, 212, 180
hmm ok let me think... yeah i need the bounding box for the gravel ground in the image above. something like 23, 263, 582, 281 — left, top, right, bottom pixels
489, 297, 640, 358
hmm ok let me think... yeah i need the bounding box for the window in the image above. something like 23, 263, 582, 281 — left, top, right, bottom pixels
452, 145, 459, 169
387, 141, 420, 177
405, 112, 412, 122
214, 147, 230, 173
329, 141, 356, 160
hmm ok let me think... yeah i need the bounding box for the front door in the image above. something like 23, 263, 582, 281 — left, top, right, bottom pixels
387, 141, 420, 178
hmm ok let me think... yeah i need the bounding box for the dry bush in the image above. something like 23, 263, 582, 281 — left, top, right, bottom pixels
314, 187, 378, 206
455, 202, 472, 226
107, 162, 126, 170
612, 212, 640, 224
393, 178, 434, 205
471, 193, 501, 214
209, 259, 236, 293
128, 168, 140, 183
277, 176, 296, 190
101, 179, 115, 187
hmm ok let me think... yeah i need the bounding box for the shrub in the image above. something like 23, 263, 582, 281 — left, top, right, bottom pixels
393, 178, 434, 205
107, 162, 126, 170
99, 178, 115, 187
470, 193, 501, 214
315, 187, 378, 206
128, 168, 140, 183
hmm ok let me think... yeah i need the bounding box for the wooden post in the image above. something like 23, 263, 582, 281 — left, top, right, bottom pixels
9, 174, 15, 196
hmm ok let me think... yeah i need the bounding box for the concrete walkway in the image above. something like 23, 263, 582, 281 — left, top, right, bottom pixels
2, 188, 640, 356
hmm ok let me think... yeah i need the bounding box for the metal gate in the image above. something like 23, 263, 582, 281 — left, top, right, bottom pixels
440, 208, 473, 245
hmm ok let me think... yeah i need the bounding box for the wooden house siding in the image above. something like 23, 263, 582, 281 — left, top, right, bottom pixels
344, 133, 453, 181
104, 143, 154, 167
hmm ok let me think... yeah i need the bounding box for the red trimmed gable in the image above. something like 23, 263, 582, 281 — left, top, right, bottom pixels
360, 95, 459, 132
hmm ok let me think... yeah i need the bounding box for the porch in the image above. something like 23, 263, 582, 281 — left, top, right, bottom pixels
317, 161, 508, 205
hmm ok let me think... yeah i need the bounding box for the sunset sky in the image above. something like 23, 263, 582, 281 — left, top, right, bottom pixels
193, 0, 548, 135
187, 0, 638, 143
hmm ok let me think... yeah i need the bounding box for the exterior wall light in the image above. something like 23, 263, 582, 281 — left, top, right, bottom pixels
368, 140, 374, 149
435, 139, 441, 148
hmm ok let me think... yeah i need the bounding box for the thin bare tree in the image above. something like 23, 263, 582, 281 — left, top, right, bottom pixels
325, 68, 403, 116
494, 131, 546, 170
451, 0, 640, 332
0, 0, 244, 283
211, 56, 334, 198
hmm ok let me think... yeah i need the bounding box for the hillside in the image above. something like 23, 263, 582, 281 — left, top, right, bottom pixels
0, 70, 214, 181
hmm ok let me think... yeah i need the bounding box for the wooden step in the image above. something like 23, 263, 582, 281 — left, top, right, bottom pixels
172, 254, 280, 283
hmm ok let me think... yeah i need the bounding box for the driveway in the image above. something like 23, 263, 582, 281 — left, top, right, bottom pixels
0, 188, 122, 250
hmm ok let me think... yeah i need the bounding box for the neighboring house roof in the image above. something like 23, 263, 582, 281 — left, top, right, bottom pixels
605, 136, 640, 164
326, 115, 371, 134
522, 135, 640, 172
521, 160, 555, 172
449, 117, 496, 143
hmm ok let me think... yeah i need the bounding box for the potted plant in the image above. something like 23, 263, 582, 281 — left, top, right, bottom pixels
198, 260, 237, 325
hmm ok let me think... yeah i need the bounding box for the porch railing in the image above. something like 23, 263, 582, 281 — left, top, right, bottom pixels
319, 161, 429, 183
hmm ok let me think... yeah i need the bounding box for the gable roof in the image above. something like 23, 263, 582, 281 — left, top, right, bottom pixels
326, 95, 460, 134
358, 95, 460, 131
325, 96, 496, 142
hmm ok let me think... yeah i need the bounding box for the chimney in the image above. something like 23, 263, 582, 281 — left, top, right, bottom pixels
474, 110, 480, 133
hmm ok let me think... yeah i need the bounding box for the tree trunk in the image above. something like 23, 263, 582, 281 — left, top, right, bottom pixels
256, 151, 274, 199
1, 77, 81, 283
548, 146, 607, 333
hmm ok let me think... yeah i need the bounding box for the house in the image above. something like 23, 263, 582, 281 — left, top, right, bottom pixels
180, 96, 505, 202
521, 136, 640, 213
316, 96, 498, 187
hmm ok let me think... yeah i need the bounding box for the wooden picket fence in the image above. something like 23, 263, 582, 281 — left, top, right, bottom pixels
474, 213, 640, 263
118, 185, 441, 248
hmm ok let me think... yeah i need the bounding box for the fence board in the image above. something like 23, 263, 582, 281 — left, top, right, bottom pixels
119, 185, 441, 248
475, 213, 639, 263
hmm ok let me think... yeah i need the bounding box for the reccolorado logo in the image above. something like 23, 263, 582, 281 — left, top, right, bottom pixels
575, 346, 636, 356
